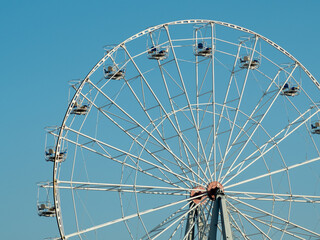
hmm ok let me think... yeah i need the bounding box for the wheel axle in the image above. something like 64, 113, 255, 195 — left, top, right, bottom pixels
190, 181, 224, 204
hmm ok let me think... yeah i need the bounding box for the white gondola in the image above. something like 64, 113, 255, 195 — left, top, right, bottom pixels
311, 121, 320, 134
45, 147, 67, 162
280, 83, 300, 97
239, 55, 260, 69
147, 46, 169, 60
37, 202, 56, 217
71, 102, 88, 115
194, 42, 212, 57
37, 183, 56, 217
103, 66, 125, 80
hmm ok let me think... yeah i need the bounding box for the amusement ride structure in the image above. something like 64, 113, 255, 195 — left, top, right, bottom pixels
38, 19, 320, 239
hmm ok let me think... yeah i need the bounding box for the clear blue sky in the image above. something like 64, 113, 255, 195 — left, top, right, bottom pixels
1, 0, 320, 239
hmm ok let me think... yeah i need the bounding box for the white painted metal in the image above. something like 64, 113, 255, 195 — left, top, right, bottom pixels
42, 19, 320, 239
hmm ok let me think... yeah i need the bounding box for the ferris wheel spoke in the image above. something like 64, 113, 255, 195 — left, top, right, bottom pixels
229, 204, 305, 240
282, 92, 320, 156
162, 105, 210, 180
218, 36, 259, 181
228, 211, 250, 239
63, 193, 206, 239
158, 71, 197, 183
86, 81, 207, 186
219, 69, 281, 164
198, 102, 219, 178
225, 156, 320, 190
222, 106, 319, 186
121, 77, 194, 184
214, 40, 242, 148
59, 130, 198, 188
210, 22, 217, 184
121, 45, 211, 184
227, 201, 272, 239
168, 214, 186, 240
247, 216, 304, 239
110, 53, 195, 185
156, 61, 196, 183
214, 41, 242, 127
220, 64, 298, 183
200, 102, 215, 147
211, 107, 268, 182
164, 102, 210, 177
225, 190, 320, 204
232, 204, 248, 237
165, 25, 213, 182
151, 201, 203, 239
229, 196, 320, 237
195, 40, 203, 184
141, 201, 190, 239
225, 64, 296, 149
53, 180, 191, 196
193, 62, 214, 180
208, 41, 243, 182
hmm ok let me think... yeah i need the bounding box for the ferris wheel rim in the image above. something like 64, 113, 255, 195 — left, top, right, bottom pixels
84, 19, 320, 89
50, 19, 320, 239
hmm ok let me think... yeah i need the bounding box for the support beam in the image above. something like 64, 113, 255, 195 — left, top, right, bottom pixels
208, 194, 233, 240
185, 183, 232, 239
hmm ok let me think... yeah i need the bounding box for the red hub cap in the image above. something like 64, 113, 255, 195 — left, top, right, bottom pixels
207, 181, 224, 201
190, 186, 207, 205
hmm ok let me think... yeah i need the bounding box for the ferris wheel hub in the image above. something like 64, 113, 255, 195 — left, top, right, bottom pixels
190, 186, 207, 205
207, 181, 224, 201
190, 182, 225, 204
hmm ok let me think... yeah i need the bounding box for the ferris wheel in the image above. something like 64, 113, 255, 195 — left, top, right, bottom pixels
38, 19, 320, 239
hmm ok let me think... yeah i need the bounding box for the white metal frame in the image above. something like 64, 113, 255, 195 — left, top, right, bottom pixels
42, 19, 320, 239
